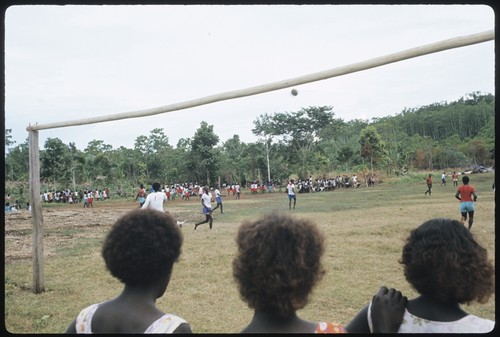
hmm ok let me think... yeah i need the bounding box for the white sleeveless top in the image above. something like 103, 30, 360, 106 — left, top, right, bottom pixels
75, 303, 188, 333
367, 302, 495, 333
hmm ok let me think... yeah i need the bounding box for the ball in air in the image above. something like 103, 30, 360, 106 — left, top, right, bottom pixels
291, 89, 298, 96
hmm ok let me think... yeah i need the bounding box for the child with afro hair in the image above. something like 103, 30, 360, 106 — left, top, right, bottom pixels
233, 212, 407, 333
66, 208, 191, 333
346, 218, 495, 333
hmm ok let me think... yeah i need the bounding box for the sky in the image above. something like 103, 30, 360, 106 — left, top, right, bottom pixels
3, 4, 495, 151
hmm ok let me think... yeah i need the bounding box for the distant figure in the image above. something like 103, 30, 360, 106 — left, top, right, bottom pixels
142, 182, 168, 212
13, 200, 21, 210
135, 184, 146, 208
287, 179, 296, 209
346, 218, 494, 333
65, 208, 192, 333
212, 185, 223, 214
441, 171, 446, 186
235, 183, 241, 200
87, 192, 94, 208
267, 180, 273, 193
424, 174, 432, 196
452, 171, 459, 187
455, 175, 477, 230
194, 186, 213, 230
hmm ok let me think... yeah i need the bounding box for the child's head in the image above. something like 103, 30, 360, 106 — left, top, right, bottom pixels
102, 208, 183, 288
462, 176, 470, 184
233, 212, 325, 318
400, 218, 494, 304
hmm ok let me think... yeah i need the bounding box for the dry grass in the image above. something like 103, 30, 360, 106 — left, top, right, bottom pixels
4, 172, 495, 333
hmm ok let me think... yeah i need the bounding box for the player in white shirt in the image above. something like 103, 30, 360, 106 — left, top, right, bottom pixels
287, 180, 296, 210
194, 186, 214, 230
141, 182, 168, 212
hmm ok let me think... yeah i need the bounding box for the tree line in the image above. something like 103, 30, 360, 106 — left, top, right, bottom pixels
4, 91, 494, 197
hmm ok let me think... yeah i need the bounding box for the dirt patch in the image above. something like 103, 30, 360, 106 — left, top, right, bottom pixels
4, 194, 270, 262
4, 201, 134, 263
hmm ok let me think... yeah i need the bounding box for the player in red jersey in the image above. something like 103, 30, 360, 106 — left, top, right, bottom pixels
455, 175, 478, 230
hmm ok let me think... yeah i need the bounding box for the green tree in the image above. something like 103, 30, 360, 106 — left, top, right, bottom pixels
85, 139, 113, 154
131, 129, 174, 183
358, 126, 385, 174
253, 106, 336, 178
220, 135, 247, 184
133, 135, 150, 181
143, 128, 173, 182
82, 140, 113, 186
373, 117, 413, 175
67, 142, 85, 189
113, 146, 143, 185
475, 122, 495, 165
4, 128, 15, 149
4, 129, 15, 181
463, 139, 490, 168
242, 142, 267, 185
5, 138, 29, 182
40, 138, 72, 187
337, 146, 354, 172
168, 138, 193, 183
189, 122, 220, 185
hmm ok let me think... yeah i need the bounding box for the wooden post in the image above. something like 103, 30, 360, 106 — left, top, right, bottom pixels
28, 130, 45, 293
266, 140, 271, 183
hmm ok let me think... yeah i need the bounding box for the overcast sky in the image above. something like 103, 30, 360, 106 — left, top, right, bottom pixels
4, 4, 495, 151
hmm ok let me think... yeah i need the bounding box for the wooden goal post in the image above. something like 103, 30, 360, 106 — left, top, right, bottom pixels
26, 29, 494, 293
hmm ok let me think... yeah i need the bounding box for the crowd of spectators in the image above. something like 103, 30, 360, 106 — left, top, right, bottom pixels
40, 188, 110, 204
6, 173, 374, 212
293, 174, 375, 193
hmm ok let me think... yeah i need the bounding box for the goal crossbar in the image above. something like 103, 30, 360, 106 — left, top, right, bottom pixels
26, 29, 494, 132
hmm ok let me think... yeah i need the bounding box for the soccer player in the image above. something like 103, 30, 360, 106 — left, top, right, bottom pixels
455, 175, 478, 230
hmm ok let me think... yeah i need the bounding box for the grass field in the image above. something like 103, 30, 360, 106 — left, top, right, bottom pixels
4, 172, 495, 333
